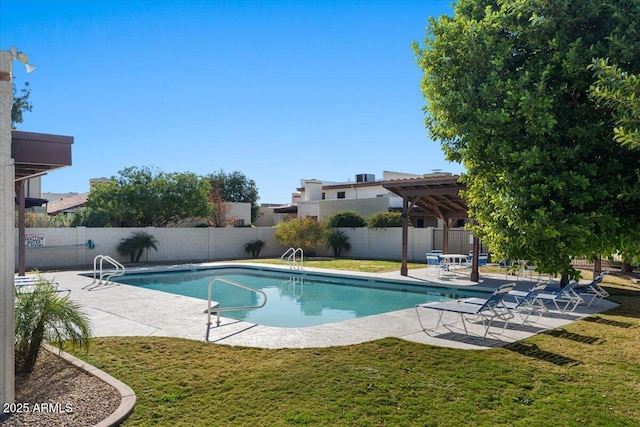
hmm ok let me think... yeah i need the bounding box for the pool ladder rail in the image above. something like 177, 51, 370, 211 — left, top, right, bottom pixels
282, 276, 305, 298
205, 277, 267, 341
281, 247, 304, 270
84, 255, 125, 291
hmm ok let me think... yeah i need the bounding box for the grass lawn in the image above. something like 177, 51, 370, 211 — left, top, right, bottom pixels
73, 260, 640, 426
231, 257, 428, 273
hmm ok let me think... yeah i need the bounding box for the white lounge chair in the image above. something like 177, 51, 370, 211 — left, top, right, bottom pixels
574, 271, 609, 307
530, 281, 584, 313
415, 283, 515, 337
504, 282, 549, 322
14, 276, 71, 297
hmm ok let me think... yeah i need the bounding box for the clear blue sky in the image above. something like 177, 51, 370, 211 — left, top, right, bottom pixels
2, 0, 460, 204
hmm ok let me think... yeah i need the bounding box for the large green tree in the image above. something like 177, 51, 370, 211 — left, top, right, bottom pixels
86, 166, 212, 227
589, 59, 640, 268
589, 59, 640, 151
205, 170, 260, 222
415, 0, 640, 281
12, 81, 32, 128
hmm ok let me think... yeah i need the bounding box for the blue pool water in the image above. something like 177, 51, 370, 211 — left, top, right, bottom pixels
112, 266, 485, 327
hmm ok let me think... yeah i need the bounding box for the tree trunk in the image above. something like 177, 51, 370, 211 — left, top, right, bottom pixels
21, 322, 45, 374
560, 272, 570, 287
593, 257, 602, 278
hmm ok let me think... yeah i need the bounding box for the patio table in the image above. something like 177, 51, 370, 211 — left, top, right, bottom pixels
438, 254, 470, 274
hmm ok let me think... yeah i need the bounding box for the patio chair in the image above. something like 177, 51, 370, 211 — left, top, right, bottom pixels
426, 254, 445, 277
498, 260, 512, 278
478, 253, 489, 267
415, 283, 515, 337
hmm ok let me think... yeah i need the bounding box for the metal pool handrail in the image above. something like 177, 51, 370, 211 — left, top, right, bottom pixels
84, 255, 125, 290
280, 247, 304, 270
205, 276, 267, 341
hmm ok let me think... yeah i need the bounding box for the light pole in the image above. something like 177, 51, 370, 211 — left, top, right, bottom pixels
1, 46, 35, 405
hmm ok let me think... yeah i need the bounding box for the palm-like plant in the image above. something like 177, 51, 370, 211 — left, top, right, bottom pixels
117, 231, 159, 263
15, 277, 92, 374
244, 239, 266, 258
326, 230, 351, 257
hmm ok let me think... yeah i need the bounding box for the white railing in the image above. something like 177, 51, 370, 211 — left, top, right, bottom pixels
282, 275, 305, 298
84, 255, 125, 290
205, 277, 267, 341
280, 247, 304, 270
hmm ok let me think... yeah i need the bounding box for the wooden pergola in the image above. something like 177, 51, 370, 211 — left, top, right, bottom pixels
383, 174, 481, 282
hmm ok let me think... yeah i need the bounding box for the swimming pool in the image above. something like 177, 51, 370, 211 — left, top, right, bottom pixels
111, 266, 485, 328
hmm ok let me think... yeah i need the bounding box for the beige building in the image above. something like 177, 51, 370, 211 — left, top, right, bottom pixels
269, 171, 461, 227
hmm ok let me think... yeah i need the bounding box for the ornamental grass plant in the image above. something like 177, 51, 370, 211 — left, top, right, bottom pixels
15, 277, 92, 375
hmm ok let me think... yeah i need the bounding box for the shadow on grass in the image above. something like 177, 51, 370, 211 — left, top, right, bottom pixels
499, 321, 548, 334
541, 328, 602, 344
429, 331, 508, 348
504, 342, 581, 366
582, 316, 634, 328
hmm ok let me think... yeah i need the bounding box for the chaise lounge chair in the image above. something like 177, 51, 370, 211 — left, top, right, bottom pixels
528, 281, 585, 313
14, 275, 71, 297
415, 283, 515, 337
503, 282, 549, 323
573, 271, 610, 307
464, 282, 549, 324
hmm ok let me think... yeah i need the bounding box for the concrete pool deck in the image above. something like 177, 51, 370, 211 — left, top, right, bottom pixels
32, 262, 617, 350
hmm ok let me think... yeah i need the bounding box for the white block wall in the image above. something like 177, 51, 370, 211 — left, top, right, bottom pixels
15, 226, 468, 270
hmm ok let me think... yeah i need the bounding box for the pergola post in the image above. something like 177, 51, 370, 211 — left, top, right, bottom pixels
17, 180, 26, 276
471, 233, 480, 282
442, 218, 453, 254
400, 194, 409, 276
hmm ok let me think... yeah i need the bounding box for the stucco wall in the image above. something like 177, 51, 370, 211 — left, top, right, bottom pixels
318, 197, 391, 220
16, 227, 289, 270
15, 226, 471, 270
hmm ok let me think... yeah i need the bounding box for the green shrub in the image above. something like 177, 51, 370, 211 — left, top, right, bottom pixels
70, 207, 113, 227
244, 239, 266, 258
117, 231, 159, 263
367, 211, 403, 228
18, 212, 72, 228
325, 230, 351, 257
326, 211, 366, 228
274, 218, 326, 253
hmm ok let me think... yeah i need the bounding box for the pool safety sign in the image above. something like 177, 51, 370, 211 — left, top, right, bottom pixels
25, 233, 45, 248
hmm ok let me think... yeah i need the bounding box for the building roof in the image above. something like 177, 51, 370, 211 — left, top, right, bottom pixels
47, 193, 89, 214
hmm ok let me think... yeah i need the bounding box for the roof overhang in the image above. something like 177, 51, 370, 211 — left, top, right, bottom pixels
382, 175, 468, 221
22, 197, 48, 208
12, 130, 73, 181
273, 205, 298, 214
